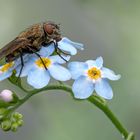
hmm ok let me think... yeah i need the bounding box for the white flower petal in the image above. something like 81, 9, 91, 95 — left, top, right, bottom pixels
0, 71, 12, 81
95, 79, 113, 100
86, 57, 103, 69
49, 55, 71, 64
68, 62, 88, 79
58, 39, 77, 55
39, 43, 55, 57
15, 60, 34, 77
14, 54, 31, 67
62, 37, 84, 50
48, 64, 71, 81
101, 67, 121, 81
72, 76, 94, 99
95, 56, 103, 68
27, 68, 50, 89
86, 60, 96, 68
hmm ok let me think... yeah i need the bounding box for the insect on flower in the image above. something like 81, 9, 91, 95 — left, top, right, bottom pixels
0, 21, 68, 78
15, 51, 71, 89
0, 22, 63, 61
0, 22, 84, 80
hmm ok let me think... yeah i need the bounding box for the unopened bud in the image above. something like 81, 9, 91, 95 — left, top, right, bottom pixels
17, 120, 23, 127
11, 122, 18, 132
0, 90, 13, 102
1, 119, 11, 131
12, 112, 23, 119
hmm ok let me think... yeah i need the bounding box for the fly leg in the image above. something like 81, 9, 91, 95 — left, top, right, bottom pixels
26, 45, 48, 71
53, 41, 68, 62
16, 52, 24, 82
42, 41, 70, 62
55, 43, 68, 63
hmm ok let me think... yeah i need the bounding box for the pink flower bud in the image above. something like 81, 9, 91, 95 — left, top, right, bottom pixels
0, 90, 13, 102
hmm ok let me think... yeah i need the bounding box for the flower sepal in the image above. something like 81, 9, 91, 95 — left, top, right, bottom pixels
8, 71, 21, 86
0, 100, 12, 108
0, 108, 9, 120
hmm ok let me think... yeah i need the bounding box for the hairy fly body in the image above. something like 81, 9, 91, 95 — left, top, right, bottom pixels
0, 22, 62, 62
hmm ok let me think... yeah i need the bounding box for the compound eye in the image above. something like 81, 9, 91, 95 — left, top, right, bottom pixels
44, 24, 54, 35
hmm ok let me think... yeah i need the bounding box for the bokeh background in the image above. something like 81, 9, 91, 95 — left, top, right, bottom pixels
0, 0, 140, 139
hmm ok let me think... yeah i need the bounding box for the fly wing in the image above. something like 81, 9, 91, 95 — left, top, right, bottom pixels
0, 38, 27, 60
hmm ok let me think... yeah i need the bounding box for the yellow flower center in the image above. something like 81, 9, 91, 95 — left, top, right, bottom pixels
0, 62, 14, 72
35, 58, 51, 68
87, 67, 101, 80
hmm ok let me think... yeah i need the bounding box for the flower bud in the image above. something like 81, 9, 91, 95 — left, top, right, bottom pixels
17, 120, 23, 127
0, 90, 13, 102
1, 119, 11, 131
11, 122, 18, 132
12, 112, 23, 119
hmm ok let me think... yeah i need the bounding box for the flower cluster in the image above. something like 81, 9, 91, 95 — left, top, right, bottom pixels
0, 111, 23, 132
0, 37, 120, 100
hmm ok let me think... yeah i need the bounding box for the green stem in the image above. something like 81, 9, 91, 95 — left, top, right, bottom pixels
126, 132, 135, 140
88, 96, 130, 139
9, 83, 134, 140
10, 92, 34, 112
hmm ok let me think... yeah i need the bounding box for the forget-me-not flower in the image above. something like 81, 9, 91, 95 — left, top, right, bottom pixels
0, 54, 31, 81
68, 57, 121, 100
16, 46, 71, 89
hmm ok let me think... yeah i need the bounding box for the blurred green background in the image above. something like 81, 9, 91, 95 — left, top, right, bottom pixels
0, 0, 140, 139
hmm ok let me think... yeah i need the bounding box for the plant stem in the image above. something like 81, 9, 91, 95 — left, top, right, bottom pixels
9, 92, 34, 113
126, 132, 135, 140
88, 96, 131, 139
9, 84, 134, 140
